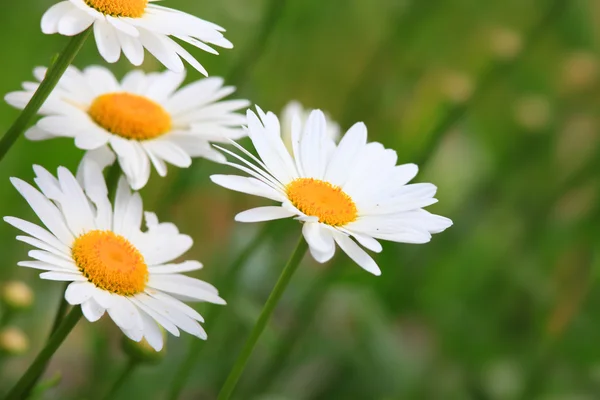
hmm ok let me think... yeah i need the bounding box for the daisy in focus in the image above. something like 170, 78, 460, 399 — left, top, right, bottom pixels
280, 101, 340, 152
3, 162, 225, 351
211, 107, 452, 275
41, 0, 232, 74
5, 66, 249, 190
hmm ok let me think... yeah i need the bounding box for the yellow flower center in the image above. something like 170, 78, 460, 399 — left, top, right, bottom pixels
286, 178, 358, 226
84, 0, 147, 18
72, 230, 148, 296
88, 93, 172, 140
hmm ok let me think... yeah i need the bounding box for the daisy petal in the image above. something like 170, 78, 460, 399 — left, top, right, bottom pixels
235, 206, 296, 223
333, 232, 381, 276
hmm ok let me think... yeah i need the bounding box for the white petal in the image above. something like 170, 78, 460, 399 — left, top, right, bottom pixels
147, 276, 224, 304
9, 178, 75, 245
234, 206, 296, 223
138, 30, 184, 73
333, 232, 381, 276
303, 223, 335, 263
16, 235, 70, 259
110, 138, 151, 190
57, 7, 94, 36
129, 296, 180, 337
115, 29, 144, 66
143, 140, 191, 168
57, 166, 96, 235
210, 174, 285, 202
65, 281, 95, 305
18, 260, 73, 272
28, 250, 78, 271
139, 310, 163, 351
324, 122, 367, 186
146, 289, 204, 322
350, 232, 383, 253
298, 110, 329, 179
81, 298, 105, 322
3, 217, 70, 254
41, 1, 75, 34
39, 271, 87, 281
149, 260, 203, 274
107, 296, 142, 331
74, 129, 110, 150
93, 20, 121, 63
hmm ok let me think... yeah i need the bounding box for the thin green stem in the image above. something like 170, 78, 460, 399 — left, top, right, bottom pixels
166, 224, 272, 400
247, 264, 341, 395
0, 29, 90, 164
20, 283, 71, 397
3, 307, 83, 400
103, 358, 138, 400
49, 284, 70, 337
217, 236, 308, 400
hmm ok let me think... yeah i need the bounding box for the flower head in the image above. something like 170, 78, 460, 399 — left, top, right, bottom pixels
4, 162, 225, 351
211, 107, 452, 275
5, 66, 249, 190
41, 0, 232, 74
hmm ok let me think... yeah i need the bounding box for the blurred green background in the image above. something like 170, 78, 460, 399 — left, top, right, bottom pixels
1, 0, 600, 398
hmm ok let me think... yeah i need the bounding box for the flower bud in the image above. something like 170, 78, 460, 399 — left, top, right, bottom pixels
440, 71, 474, 104
562, 52, 598, 92
0, 327, 29, 356
121, 334, 166, 364
1, 281, 34, 311
513, 95, 551, 131
489, 27, 522, 60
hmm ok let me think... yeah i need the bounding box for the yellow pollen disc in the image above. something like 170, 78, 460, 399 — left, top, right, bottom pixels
88, 92, 172, 140
286, 178, 358, 226
72, 230, 148, 296
84, 0, 147, 18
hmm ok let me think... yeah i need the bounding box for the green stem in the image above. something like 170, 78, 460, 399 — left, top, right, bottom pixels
247, 264, 340, 396
49, 284, 70, 337
217, 236, 308, 400
19, 283, 71, 397
165, 224, 272, 400
3, 307, 83, 400
103, 358, 138, 400
0, 29, 90, 164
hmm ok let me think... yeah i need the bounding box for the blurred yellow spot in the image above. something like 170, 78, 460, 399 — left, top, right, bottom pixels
88, 93, 171, 140
85, 0, 147, 17
72, 230, 148, 296
286, 178, 357, 226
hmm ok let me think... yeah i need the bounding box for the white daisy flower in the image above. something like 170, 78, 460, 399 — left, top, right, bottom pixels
280, 101, 341, 153
3, 162, 225, 351
210, 107, 453, 276
40, 0, 232, 74
5, 66, 249, 190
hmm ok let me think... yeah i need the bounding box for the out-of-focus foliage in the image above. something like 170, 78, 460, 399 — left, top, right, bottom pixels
1, 0, 600, 399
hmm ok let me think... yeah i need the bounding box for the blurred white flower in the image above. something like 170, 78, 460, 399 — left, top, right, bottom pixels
4, 163, 225, 351
41, 0, 232, 74
211, 107, 452, 276
6, 66, 249, 190
280, 101, 340, 153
